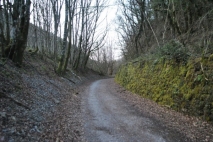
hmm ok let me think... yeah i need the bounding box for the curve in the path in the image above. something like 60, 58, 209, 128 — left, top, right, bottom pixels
82, 79, 185, 142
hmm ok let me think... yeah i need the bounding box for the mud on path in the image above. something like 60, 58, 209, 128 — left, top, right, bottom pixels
81, 78, 213, 142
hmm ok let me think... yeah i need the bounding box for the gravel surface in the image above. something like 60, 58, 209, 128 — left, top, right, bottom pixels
0, 62, 83, 141
81, 79, 190, 142
0, 54, 102, 142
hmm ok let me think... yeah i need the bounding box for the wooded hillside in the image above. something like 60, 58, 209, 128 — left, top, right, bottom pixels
0, 0, 113, 75
116, 0, 213, 60
115, 0, 213, 122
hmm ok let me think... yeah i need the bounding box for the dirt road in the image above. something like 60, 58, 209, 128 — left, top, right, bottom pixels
81, 79, 189, 142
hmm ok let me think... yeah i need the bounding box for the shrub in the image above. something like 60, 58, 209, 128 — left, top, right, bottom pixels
158, 40, 189, 63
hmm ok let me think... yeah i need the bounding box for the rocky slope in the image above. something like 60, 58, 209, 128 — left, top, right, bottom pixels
0, 53, 101, 142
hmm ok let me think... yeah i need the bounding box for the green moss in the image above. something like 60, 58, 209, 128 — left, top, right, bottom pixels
208, 54, 213, 61
115, 55, 213, 122
184, 93, 193, 101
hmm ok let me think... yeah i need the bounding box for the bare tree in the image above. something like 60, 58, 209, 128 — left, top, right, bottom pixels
56, 0, 69, 74
51, 0, 63, 57
0, 0, 10, 58
62, 0, 77, 72
3, 0, 31, 66
88, 40, 115, 75
71, 0, 108, 70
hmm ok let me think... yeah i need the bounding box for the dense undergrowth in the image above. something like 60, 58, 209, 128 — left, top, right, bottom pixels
115, 55, 213, 122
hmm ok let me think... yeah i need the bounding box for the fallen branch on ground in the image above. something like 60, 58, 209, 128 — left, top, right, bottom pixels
0, 91, 31, 110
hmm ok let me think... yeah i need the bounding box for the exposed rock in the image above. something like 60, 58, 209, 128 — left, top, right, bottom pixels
53, 98, 60, 104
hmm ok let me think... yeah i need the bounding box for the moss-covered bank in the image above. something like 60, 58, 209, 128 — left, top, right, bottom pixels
115, 55, 213, 121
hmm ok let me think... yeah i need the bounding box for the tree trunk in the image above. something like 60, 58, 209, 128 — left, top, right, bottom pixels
82, 52, 90, 69
62, 40, 71, 73
56, 0, 69, 74
3, 0, 10, 45
0, 10, 5, 57
5, 0, 31, 66
51, 0, 63, 57
73, 49, 82, 70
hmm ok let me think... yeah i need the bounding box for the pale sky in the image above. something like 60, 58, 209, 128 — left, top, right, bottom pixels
101, 0, 122, 60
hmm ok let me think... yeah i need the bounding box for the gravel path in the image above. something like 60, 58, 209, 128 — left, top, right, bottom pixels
81, 79, 213, 142
81, 79, 194, 142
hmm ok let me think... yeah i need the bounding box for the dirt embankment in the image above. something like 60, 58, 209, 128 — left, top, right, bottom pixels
116, 56, 213, 122
110, 80, 213, 142
0, 53, 103, 142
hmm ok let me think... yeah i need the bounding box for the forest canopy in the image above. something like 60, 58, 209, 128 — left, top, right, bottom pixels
116, 0, 213, 61
0, 0, 110, 74
1, 0, 213, 73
